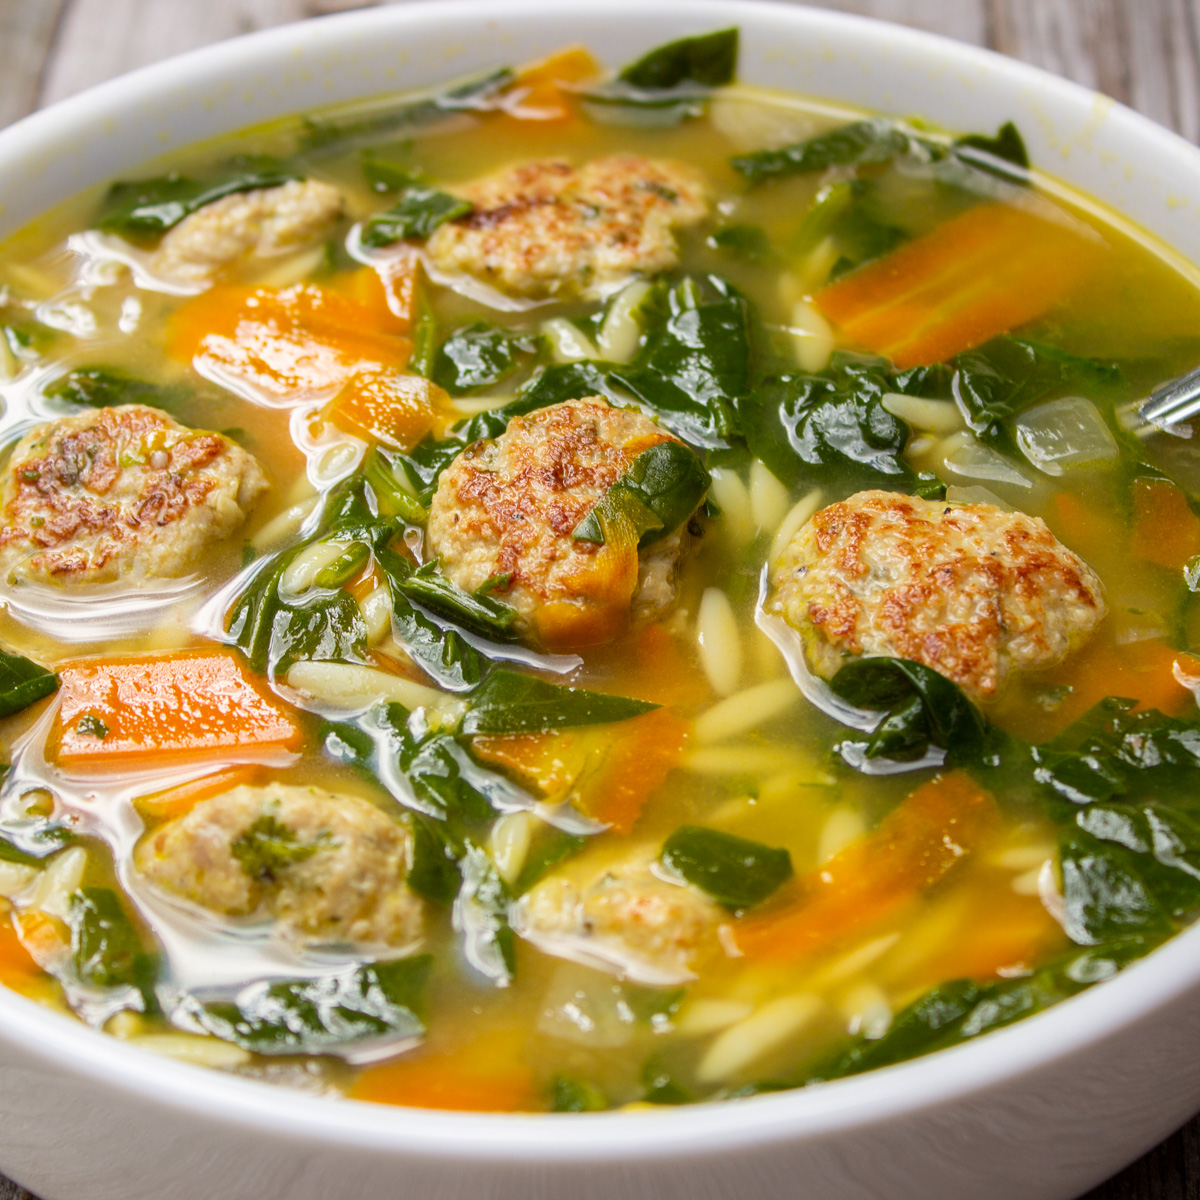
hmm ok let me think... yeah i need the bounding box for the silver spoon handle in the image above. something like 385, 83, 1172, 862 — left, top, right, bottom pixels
1139, 362, 1200, 429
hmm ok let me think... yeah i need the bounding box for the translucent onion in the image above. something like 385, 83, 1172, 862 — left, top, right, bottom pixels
940, 431, 1033, 488
1014, 395, 1119, 476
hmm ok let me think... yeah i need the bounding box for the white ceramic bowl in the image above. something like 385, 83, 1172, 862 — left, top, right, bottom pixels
2, 4, 1200, 1199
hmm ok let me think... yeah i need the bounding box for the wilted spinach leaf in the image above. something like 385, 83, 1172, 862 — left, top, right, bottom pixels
456, 843, 516, 984
829, 657, 999, 768
612, 276, 749, 446
513, 828, 588, 895
184, 956, 431, 1055
952, 336, 1124, 447
69, 887, 158, 1009
360, 186, 472, 247
707, 223, 772, 263
660, 826, 792, 909
432, 321, 543, 394
618, 27, 739, 89
574, 440, 710, 546
391, 560, 518, 640
0, 649, 59, 719
954, 121, 1030, 176
731, 119, 914, 185
550, 1075, 609, 1112
98, 162, 301, 236
461, 668, 658, 735
44, 367, 190, 416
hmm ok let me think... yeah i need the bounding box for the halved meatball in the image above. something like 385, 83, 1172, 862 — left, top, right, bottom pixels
134, 783, 423, 950
768, 489, 1106, 703
514, 855, 722, 986
0, 404, 267, 585
150, 179, 344, 286
425, 156, 708, 298
426, 397, 696, 649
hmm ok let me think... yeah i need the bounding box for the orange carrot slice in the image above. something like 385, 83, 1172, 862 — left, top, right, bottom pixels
168, 282, 411, 401
502, 46, 602, 122
135, 763, 264, 820
736, 771, 998, 962
1130, 477, 1200, 571
473, 707, 690, 835
351, 1035, 538, 1112
332, 255, 421, 336
0, 912, 45, 991
323, 370, 454, 451
815, 202, 1100, 368
53, 652, 302, 767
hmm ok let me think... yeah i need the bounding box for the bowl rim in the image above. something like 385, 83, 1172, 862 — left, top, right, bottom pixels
3, 0, 1200, 1165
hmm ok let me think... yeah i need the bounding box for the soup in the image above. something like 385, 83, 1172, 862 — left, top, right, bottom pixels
0, 27, 1199, 1113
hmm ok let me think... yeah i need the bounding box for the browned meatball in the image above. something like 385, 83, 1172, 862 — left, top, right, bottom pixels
426, 397, 695, 649
134, 783, 423, 951
769, 489, 1106, 703
426, 156, 708, 298
0, 404, 267, 585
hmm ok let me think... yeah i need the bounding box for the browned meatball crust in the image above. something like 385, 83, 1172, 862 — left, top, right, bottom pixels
769, 489, 1106, 702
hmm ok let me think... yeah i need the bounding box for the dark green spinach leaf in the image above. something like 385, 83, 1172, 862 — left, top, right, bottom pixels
461, 668, 658, 735
0, 649, 59, 719
184, 956, 431, 1055
618, 27, 739, 89
360, 186, 472, 248
660, 826, 792, 909
574, 440, 710, 546
231, 815, 323, 882
432, 321, 543, 394
69, 887, 159, 1009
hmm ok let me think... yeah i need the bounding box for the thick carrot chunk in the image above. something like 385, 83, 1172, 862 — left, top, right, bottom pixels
332, 256, 420, 336
1130, 477, 1200, 571
53, 652, 302, 766
815, 202, 1099, 368
323, 370, 454, 451
736, 771, 998, 962
168, 283, 411, 402
473, 707, 690, 834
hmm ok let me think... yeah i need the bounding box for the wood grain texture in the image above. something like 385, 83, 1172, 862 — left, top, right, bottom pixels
2, 2, 1200, 1199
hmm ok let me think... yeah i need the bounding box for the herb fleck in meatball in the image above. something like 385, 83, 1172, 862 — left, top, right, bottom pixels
150, 179, 344, 286
769, 489, 1106, 703
134, 783, 423, 950
426, 156, 708, 298
0, 404, 267, 585
426, 397, 696, 649
514, 855, 722, 986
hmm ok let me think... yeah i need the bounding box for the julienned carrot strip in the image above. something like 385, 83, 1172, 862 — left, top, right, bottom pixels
736, 771, 999, 963
323, 370, 454, 451
473, 708, 690, 835
351, 1045, 538, 1112
53, 652, 302, 767
502, 46, 602, 122
815, 202, 1099, 368
167, 283, 412, 401
135, 764, 264, 820
1130, 477, 1200, 570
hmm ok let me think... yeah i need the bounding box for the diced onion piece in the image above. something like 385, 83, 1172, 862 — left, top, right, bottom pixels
0, 862, 36, 900
940, 431, 1033, 488
787, 300, 835, 373
542, 317, 600, 364
598, 280, 652, 363
696, 588, 742, 697
881, 392, 963, 434
694, 679, 799, 744
749, 460, 791, 533
708, 92, 817, 153
1014, 395, 1119, 476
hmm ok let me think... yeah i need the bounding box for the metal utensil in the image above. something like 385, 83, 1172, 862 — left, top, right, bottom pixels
1124, 363, 1200, 439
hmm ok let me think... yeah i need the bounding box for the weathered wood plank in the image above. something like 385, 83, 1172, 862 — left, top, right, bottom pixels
0, 0, 68, 128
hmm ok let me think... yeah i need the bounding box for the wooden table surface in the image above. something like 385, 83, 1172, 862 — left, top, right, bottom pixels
0, 0, 1199, 1197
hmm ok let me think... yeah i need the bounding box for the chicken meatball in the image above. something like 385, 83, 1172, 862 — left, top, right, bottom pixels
0, 404, 268, 585
769, 489, 1106, 703
514, 855, 722, 986
426, 397, 697, 649
150, 179, 344, 286
425, 156, 708, 299
134, 783, 423, 950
